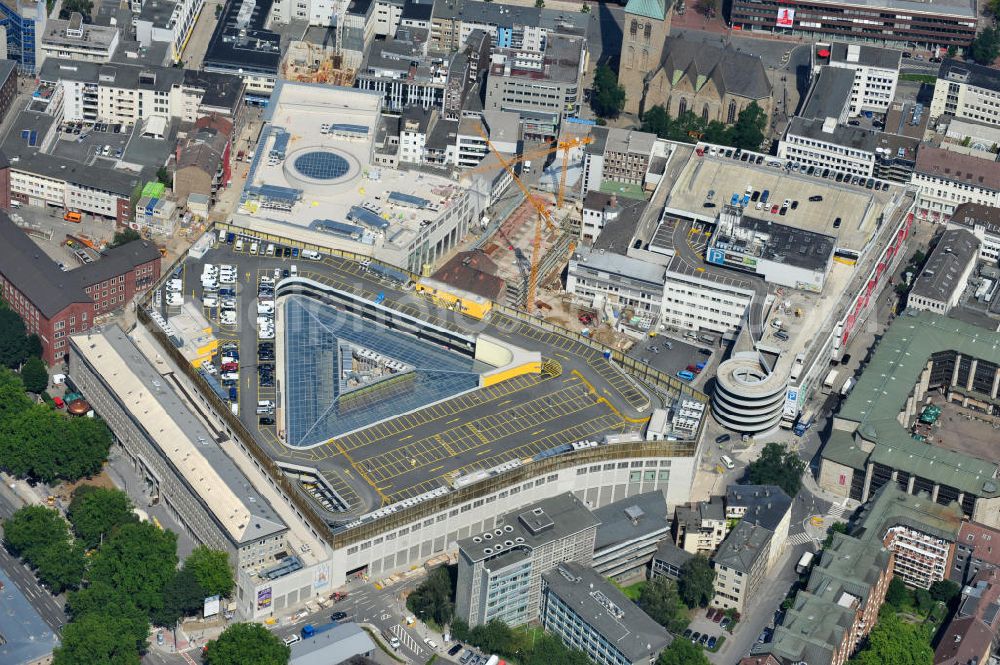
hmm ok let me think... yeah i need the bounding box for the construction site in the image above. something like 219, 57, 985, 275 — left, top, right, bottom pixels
282, 41, 357, 86
466, 133, 591, 317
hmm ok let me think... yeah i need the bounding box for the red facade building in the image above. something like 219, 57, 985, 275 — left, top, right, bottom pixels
0, 212, 161, 364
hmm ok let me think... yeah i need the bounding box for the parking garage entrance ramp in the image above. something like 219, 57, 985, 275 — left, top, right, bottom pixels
283, 295, 483, 447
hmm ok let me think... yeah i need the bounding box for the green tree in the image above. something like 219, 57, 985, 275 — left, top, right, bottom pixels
3, 505, 86, 593
929, 579, 960, 604
638, 576, 690, 633
947, 45, 958, 57
58, 0, 93, 19
184, 546, 235, 598
0, 407, 112, 483
746, 443, 807, 497
53, 612, 144, 665
677, 555, 716, 608
0, 309, 31, 369
885, 576, 909, 609
3, 504, 71, 560
153, 566, 206, 627
534, 0, 544, 6
657, 637, 710, 665
466, 620, 515, 655
156, 166, 172, 187
970, 27, 1000, 65
33, 539, 87, 593
727, 102, 768, 151
526, 632, 590, 665
914, 588, 934, 615
592, 64, 626, 119
205, 623, 290, 665
641, 105, 673, 137
67, 486, 137, 550
850, 611, 932, 665
581, 3, 590, 12
20, 357, 48, 394
89, 521, 179, 617
989, 0, 1000, 15
0, 367, 32, 422
823, 521, 849, 547
406, 565, 455, 627
109, 228, 142, 248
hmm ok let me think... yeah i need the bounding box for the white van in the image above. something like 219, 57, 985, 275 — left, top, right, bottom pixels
257, 400, 274, 410
290, 264, 298, 277
283, 635, 301, 647
230, 402, 239, 416
721, 455, 735, 470
302, 249, 322, 260
249, 241, 259, 255
266, 243, 275, 256
218, 229, 226, 243
235, 238, 244, 252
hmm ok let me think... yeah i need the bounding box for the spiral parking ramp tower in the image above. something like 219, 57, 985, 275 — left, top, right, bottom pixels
711, 351, 789, 434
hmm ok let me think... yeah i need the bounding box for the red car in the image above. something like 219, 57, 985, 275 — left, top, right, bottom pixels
53, 396, 65, 409
770, 204, 780, 214
686, 365, 698, 373
221, 362, 239, 372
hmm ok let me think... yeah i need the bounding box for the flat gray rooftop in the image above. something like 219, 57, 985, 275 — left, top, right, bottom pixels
664, 155, 880, 253
71, 326, 288, 546
542, 562, 671, 661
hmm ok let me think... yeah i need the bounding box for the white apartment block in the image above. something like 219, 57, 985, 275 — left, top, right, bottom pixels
135, 0, 204, 63
911, 146, 1000, 222
660, 267, 754, 335
826, 43, 900, 116
779, 117, 876, 178
931, 59, 1000, 127
567, 247, 666, 314
460, 21, 545, 52
40, 13, 120, 64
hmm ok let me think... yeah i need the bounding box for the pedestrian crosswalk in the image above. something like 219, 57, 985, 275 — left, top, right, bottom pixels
827, 502, 847, 519
786, 531, 816, 546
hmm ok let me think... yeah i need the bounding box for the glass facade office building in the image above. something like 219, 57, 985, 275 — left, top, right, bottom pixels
0, 0, 45, 73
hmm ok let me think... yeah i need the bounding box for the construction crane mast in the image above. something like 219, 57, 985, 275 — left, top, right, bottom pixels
477, 129, 557, 311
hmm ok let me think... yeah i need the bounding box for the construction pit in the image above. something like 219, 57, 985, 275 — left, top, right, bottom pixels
481, 192, 577, 312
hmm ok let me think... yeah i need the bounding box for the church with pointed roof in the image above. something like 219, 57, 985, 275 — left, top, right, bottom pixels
617, 2, 773, 126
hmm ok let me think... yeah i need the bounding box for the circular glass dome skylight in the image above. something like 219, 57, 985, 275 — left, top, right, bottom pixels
293, 151, 351, 181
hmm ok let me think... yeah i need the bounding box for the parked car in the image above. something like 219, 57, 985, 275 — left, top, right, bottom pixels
677, 370, 695, 381
715, 434, 731, 444
259, 417, 275, 425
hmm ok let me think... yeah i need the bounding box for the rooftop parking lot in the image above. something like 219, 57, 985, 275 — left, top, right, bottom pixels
665, 156, 884, 252
160, 235, 660, 516
48, 118, 179, 169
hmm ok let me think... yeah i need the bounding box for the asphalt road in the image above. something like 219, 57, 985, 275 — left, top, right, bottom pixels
0, 481, 66, 631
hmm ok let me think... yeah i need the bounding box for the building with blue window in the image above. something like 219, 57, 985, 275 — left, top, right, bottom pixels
541, 562, 670, 665
455, 493, 599, 628
1, 0, 46, 73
